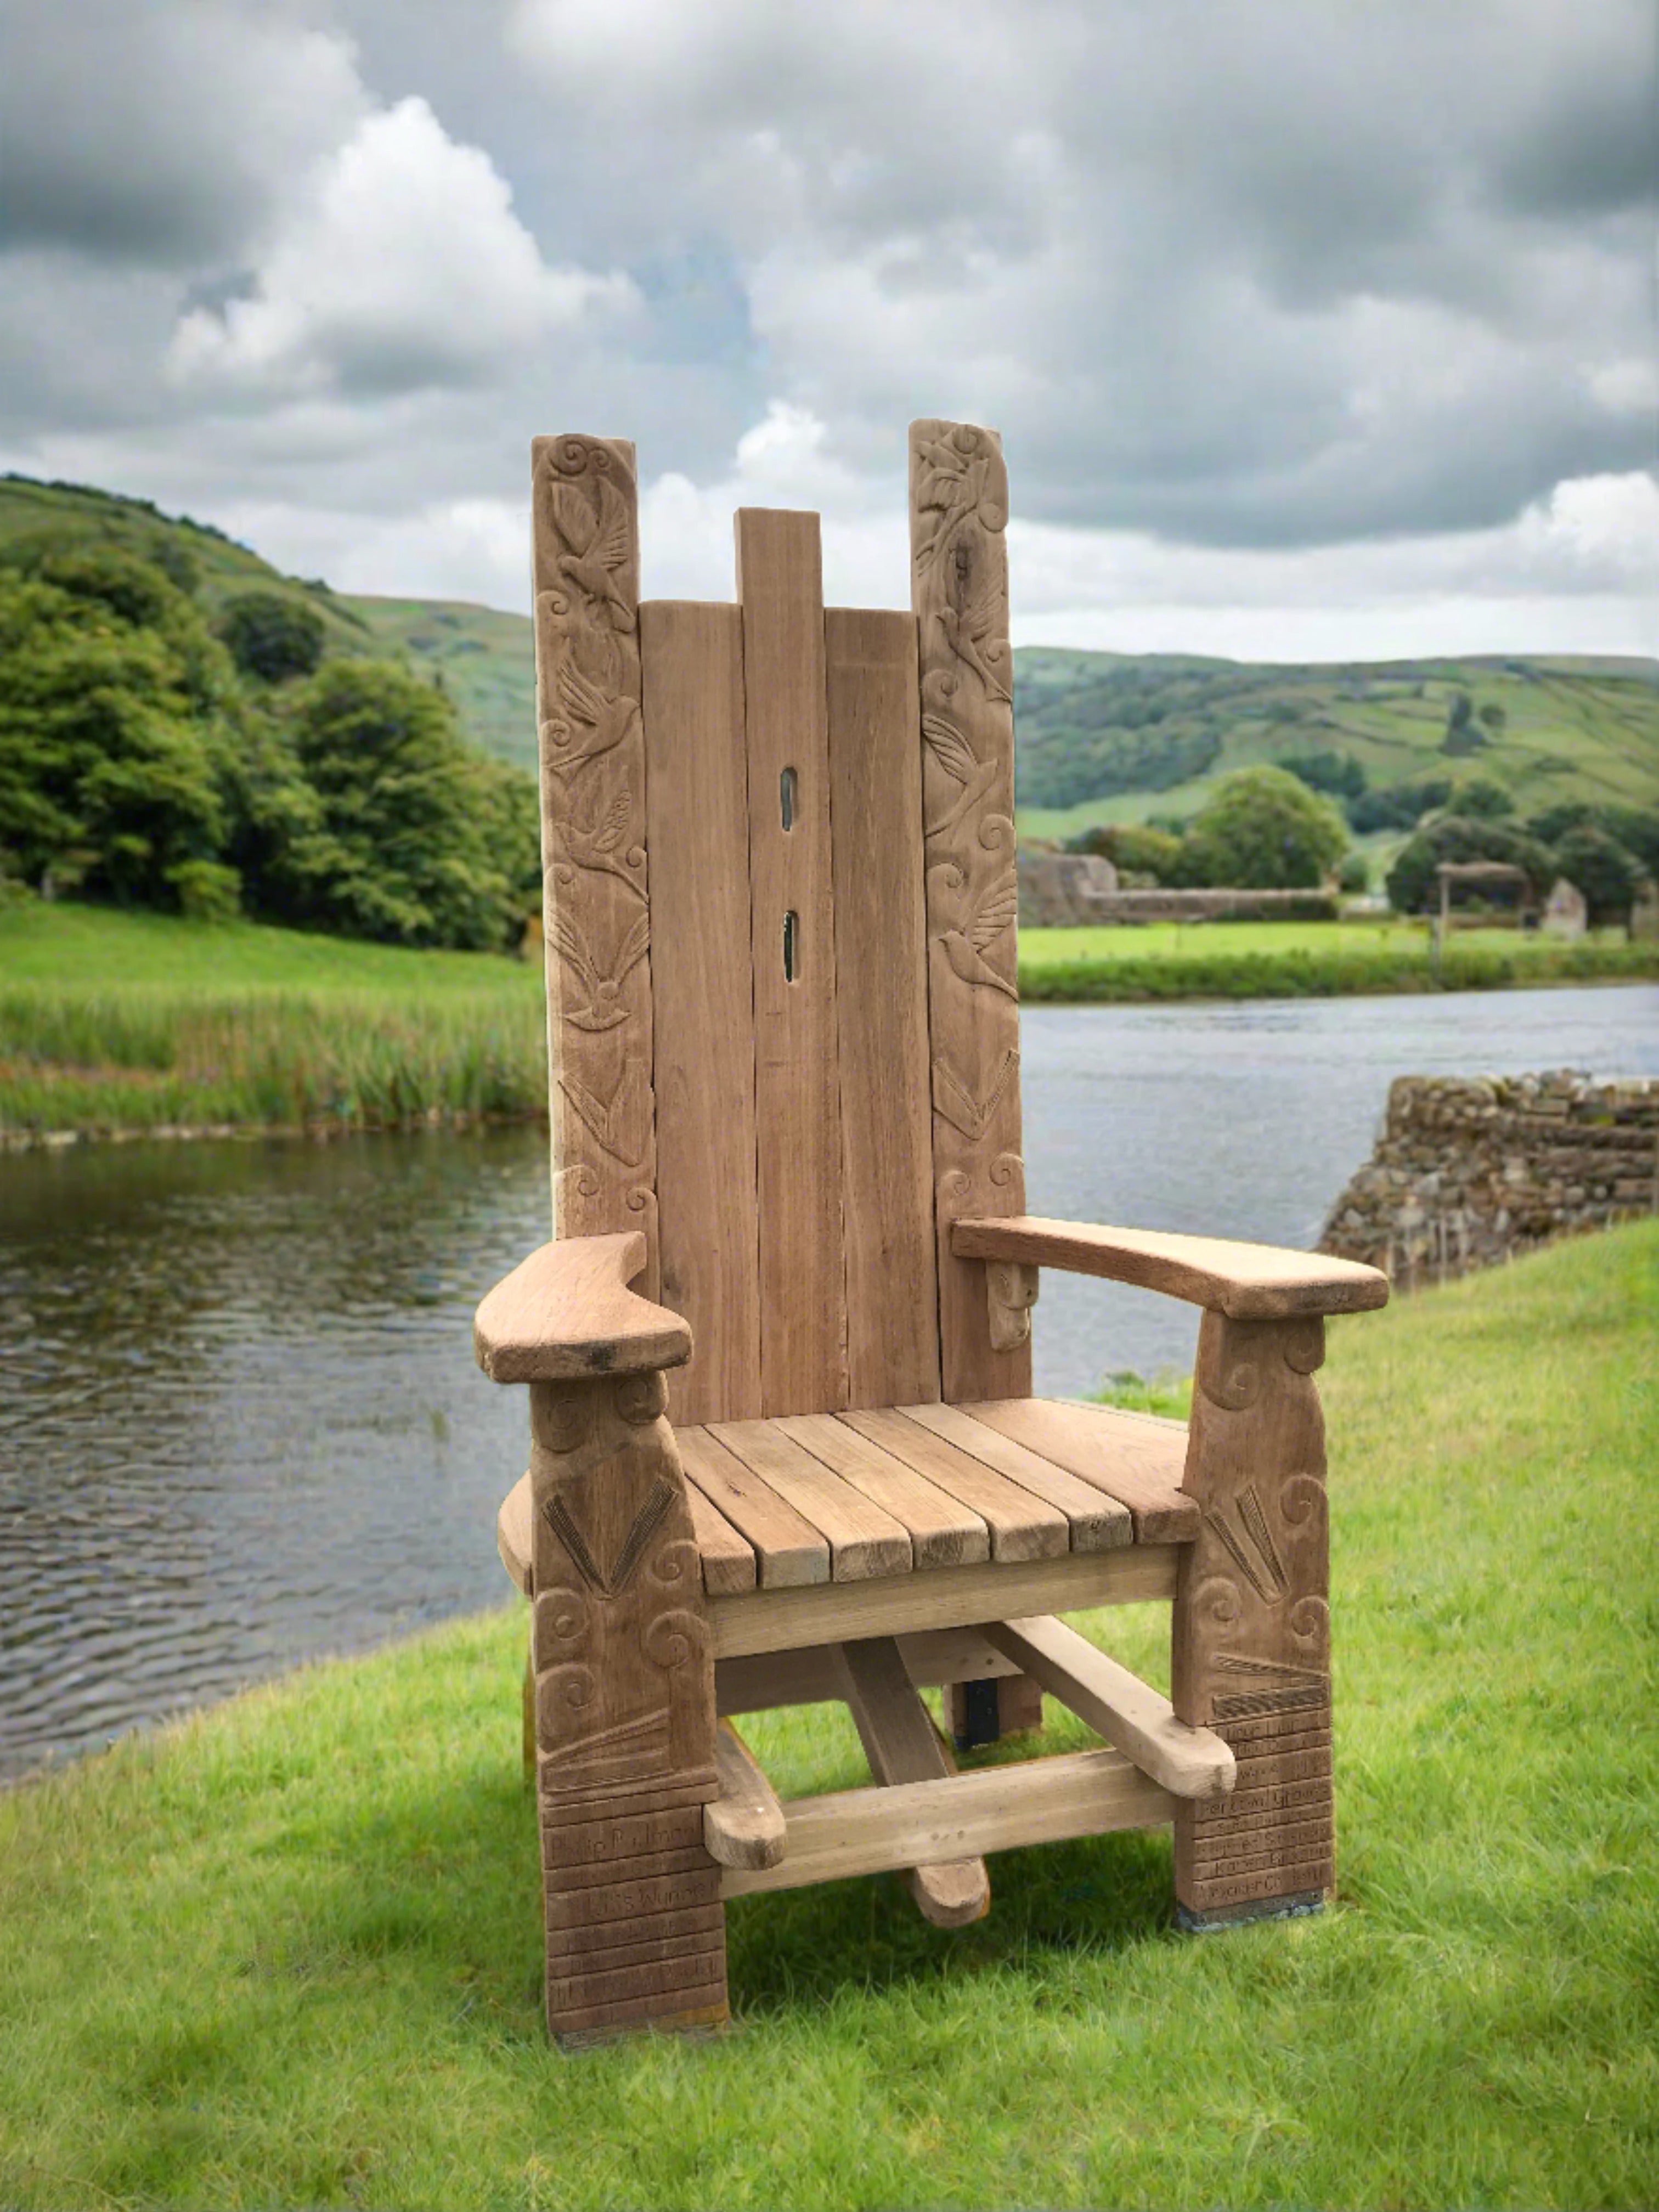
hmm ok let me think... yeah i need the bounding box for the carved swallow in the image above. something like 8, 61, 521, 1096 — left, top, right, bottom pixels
548, 660, 640, 769
551, 909, 651, 1031
550, 474, 635, 632
937, 546, 1012, 703
921, 710, 1000, 839
938, 872, 1018, 999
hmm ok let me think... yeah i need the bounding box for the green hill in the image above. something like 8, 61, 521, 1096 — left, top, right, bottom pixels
5, 474, 1652, 822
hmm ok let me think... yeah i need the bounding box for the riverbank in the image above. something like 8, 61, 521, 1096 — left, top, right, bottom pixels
2, 1222, 1653, 2208
4, 901, 1656, 1141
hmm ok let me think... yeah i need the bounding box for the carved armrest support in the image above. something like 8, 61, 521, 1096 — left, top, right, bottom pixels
474, 1231, 693, 1383
952, 1216, 1389, 1321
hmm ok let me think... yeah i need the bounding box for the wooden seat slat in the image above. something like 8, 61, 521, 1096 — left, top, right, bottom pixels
677, 1427, 827, 1589
838, 1407, 1070, 1561
681, 1479, 757, 1596
963, 1400, 1200, 1545
774, 1413, 989, 1570
708, 1418, 913, 1582
891, 1402, 1136, 1552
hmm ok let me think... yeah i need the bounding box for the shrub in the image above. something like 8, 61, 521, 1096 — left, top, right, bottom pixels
1552, 825, 1650, 926
219, 591, 327, 683
1176, 765, 1348, 890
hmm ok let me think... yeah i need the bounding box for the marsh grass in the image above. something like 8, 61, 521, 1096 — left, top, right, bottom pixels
2, 1223, 1655, 2208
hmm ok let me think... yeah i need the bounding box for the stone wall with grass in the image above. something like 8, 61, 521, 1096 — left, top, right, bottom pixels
1320, 1071, 1659, 1284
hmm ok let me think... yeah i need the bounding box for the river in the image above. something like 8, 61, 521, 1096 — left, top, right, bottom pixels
2, 982, 1654, 1781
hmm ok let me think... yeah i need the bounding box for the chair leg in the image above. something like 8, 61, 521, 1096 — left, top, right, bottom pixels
947, 1672, 1045, 1751
528, 1373, 730, 2043
1172, 1311, 1334, 1927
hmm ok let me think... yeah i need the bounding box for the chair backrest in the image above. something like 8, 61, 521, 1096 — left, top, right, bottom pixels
533, 418, 1031, 1423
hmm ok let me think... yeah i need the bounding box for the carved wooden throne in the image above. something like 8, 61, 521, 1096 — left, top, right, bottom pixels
476, 420, 1389, 2044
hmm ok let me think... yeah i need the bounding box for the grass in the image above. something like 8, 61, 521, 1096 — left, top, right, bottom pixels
2, 1223, 1655, 2208
4, 903, 1656, 1137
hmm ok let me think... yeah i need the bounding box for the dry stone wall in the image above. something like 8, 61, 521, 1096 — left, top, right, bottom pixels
1320, 1072, 1659, 1285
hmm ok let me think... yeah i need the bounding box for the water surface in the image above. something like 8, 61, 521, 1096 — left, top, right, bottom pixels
3, 983, 1654, 1780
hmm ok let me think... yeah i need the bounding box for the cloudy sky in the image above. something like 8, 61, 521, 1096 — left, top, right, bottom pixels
2, 0, 1654, 659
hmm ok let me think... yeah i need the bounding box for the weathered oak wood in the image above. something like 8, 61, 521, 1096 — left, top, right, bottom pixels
776, 1413, 988, 1569
703, 1721, 787, 1869
953, 1217, 1390, 1319
984, 1615, 1235, 1801
841, 1406, 1065, 1561
737, 507, 847, 1417
532, 435, 659, 1289
677, 1426, 829, 1590
475, 1234, 690, 1384
710, 1418, 912, 1581
1172, 1312, 1336, 1921
721, 1749, 1176, 1897
640, 599, 764, 1425
964, 1399, 1198, 1544
893, 1400, 1135, 1553
715, 1627, 1022, 1716
680, 1481, 757, 1596
825, 605, 941, 1409
709, 1545, 1180, 1659
526, 1368, 726, 2038
910, 419, 1030, 1403
839, 1635, 991, 1926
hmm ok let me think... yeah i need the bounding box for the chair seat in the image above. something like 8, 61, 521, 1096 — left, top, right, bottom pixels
498, 1398, 1198, 1600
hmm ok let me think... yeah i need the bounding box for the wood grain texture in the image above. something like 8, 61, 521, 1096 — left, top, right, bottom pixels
776, 1412, 988, 1568
703, 1721, 787, 1869
952, 1216, 1390, 1319
709, 1545, 1179, 1659
531, 435, 658, 1287
736, 508, 847, 1417
909, 419, 1030, 1403
499, 1472, 533, 1596
1172, 1311, 1335, 1918
474, 1233, 690, 1383
893, 1400, 1135, 1553
715, 1627, 1023, 1716
710, 1418, 911, 1581
840, 1407, 1065, 1561
985, 1615, 1235, 1801
678, 1426, 830, 1589
964, 1400, 1199, 1544
721, 1747, 1175, 1897
839, 1636, 990, 1926
640, 599, 764, 1425
527, 1370, 725, 2038
824, 605, 940, 1409
680, 1480, 756, 1596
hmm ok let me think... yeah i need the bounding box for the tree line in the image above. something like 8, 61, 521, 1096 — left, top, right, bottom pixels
0, 545, 539, 950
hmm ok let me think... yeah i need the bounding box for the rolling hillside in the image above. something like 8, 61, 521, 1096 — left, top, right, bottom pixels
4, 473, 1652, 822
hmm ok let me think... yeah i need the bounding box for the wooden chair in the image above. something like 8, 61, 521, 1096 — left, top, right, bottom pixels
476, 419, 1389, 2045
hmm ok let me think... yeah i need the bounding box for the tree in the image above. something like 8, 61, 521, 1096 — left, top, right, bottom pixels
1175, 764, 1348, 890
1274, 749, 1366, 801
219, 591, 326, 683
1442, 689, 1485, 756
1066, 822, 1184, 883
1454, 777, 1515, 819
1385, 816, 1555, 915
0, 550, 239, 909
1552, 825, 1650, 927
270, 661, 537, 948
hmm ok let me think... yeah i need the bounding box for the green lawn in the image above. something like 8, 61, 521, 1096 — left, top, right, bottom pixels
3, 1224, 1655, 2208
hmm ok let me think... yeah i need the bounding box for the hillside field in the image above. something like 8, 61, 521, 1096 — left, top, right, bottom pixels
4, 474, 1652, 834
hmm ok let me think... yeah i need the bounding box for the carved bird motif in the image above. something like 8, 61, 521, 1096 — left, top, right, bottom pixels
938, 871, 1018, 998
551, 910, 651, 1031
550, 474, 636, 633
938, 540, 1012, 703
912, 428, 1007, 569
548, 659, 640, 769
921, 710, 1000, 839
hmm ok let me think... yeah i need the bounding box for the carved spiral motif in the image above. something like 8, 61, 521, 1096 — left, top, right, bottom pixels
614, 1370, 668, 1426
650, 1538, 698, 1590
1279, 1472, 1329, 1533
533, 1586, 590, 1666
539, 1661, 596, 1715
1192, 1575, 1243, 1628
532, 1381, 594, 1456
1282, 1318, 1326, 1375
989, 1149, 1024, 1192
1201, 1352, 1262, 1412
1288, 1595, 1331, 1659
550, 435, 603, 479
978, 811, 1015, 859
643, 1608, 708, 1674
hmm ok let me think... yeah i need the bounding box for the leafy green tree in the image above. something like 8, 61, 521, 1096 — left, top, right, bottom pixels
1454, 777, 1515, 819
1175, 765, 1348, 889
0, 550, 239, 908
270, 661, 536, 948
1274, 749, 1367, 801
1066, 822, 1184, 882
1385, 816, 1555, 915
1552, 825, 1650, 926
1442, 689, 1485, 756
1477, 701, 1506, 734
219, 591, 327, 682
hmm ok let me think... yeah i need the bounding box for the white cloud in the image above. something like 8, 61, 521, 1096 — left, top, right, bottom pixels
168, 97, 639, 399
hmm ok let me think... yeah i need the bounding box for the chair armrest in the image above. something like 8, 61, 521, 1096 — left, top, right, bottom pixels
473, 1232, 692, 1382
952, 1215, 1389, 1320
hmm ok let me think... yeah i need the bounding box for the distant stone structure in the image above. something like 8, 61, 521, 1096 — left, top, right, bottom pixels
1541, 878, 1588, 940
1321, 1071, 1659, 1286
1017, 850, 1336, 928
